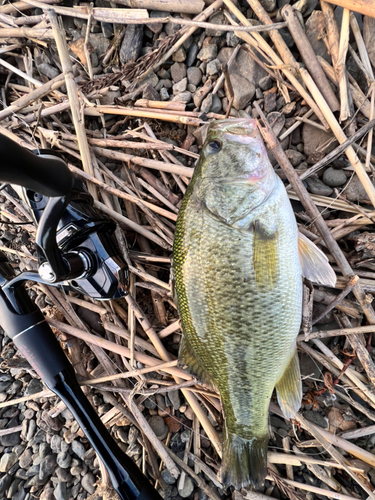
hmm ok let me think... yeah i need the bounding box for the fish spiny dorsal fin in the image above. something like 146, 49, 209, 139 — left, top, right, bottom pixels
298, 232, 336, 287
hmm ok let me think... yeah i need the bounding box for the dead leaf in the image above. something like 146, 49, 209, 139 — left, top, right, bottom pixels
70, 37, 93, 66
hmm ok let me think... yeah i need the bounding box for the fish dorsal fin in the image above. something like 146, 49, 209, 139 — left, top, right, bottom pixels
298, 232, 336, 287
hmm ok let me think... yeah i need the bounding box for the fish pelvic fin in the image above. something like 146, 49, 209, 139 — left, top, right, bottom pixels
275, 350, 302, 420
221, 432, 268, 490
298, 232, 336, 287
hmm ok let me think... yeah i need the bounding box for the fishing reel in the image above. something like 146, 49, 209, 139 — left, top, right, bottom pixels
0, 135, 128, 300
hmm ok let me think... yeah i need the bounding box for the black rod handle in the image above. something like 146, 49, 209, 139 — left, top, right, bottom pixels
0, 134, 74, 197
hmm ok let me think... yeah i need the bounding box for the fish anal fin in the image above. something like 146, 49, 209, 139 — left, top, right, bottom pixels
298, 232, 336, 287
221, 431, 268, 490
253, 221, 279, 290
275, 350, 302, 420
178, 337, 213, 386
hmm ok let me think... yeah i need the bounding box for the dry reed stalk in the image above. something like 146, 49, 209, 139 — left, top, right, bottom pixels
81, 359, 179, 386
128, 265, 170, 291
0, 27, 54, 38
136, 178, 179, 214
84, 105, 204, 126
0, 58, 43, 88
91, 145, 193, 177
266, 476, 366, 500
268, 452, 364, 472
0, 390, 54, 409
48, 10, 97, 199
323, 0, 375, 18
0, 74, 65, 122
0, 0, 57, 13
312, 276, 359, 325
287, 191, 365, 214
139, 0, 223, 83
337, 314, 375, 388
297, 67, 375, 207
245, 0, 298, 78
134, 99, 186, 111
124, 294, 222, 457
314, 288, 362, 318
341, 424, 375, 440
69, 165, 178, 221
292, 118, 375, 185
47, 317, 189, 379
93, 200, 171, 250
104, 0, 203, 14
24, 0, 148, 23
40, 127, 173, 151
222, 0, 330, 129
288, 411, 375, 499
311, 337, 373, 388
337, 8, 350, 121
349, 14, 375, 173
213, 44, 241, 95
281, 5, 339, 112
321, 1, 340, 69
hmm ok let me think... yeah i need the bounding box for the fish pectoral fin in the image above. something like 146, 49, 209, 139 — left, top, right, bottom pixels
275, 350, 302, 420
178, 337, 213, 386
253, 220, 279, 289
298, 232, 337, 287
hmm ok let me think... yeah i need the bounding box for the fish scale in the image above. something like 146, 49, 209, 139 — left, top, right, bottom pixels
173, 118, 303, 489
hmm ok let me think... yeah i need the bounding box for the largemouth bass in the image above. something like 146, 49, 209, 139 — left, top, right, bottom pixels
173, 118, 335, 489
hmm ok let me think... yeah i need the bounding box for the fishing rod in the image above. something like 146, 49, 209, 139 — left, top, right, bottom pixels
0, 133, 163, 500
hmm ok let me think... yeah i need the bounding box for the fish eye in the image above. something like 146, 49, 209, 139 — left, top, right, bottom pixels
206, 140, 222, 154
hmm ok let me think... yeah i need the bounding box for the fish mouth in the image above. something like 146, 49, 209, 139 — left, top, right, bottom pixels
209, 118, 258, 145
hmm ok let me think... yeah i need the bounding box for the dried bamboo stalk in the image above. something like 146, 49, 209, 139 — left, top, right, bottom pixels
48, 10, 96, 199
281, 5, 339, 112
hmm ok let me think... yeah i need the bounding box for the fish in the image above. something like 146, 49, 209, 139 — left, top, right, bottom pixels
172, 118, 336, 490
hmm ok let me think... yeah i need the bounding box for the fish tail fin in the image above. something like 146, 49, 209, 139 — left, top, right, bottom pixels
221, 432, 268, 490
275, 350, 302, 419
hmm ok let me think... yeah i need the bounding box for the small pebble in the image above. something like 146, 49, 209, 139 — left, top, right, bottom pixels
323, 167, 347, 187
148, 415, 168, 440
305, 178, 333, 197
